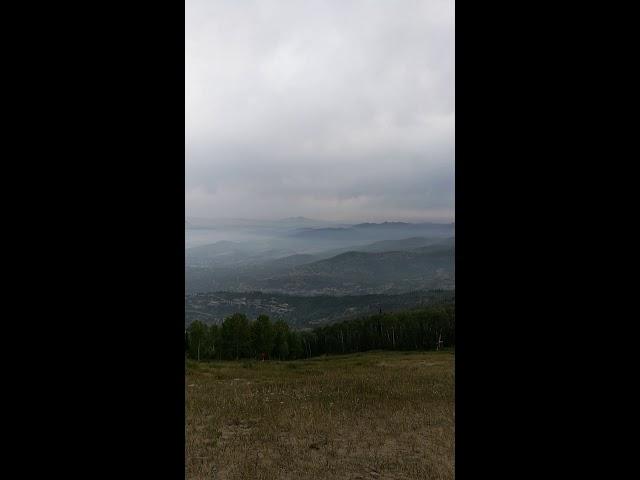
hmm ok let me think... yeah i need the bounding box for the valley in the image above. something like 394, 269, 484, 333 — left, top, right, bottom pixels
185, 290, 455, 329
185, 220, 454, 297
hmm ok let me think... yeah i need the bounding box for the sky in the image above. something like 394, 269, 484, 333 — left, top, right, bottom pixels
186, 0, 454, 223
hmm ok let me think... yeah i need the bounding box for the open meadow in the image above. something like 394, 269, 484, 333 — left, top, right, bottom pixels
186, 350, 454, 480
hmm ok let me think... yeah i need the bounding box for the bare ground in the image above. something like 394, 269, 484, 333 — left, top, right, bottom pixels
186, 350, 454, 479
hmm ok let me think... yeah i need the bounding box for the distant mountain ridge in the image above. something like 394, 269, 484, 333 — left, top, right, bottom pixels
186, 236, 453, 268
186, 217, 452, 230
186, 236, 454, 295
289, 222, 454, 242
185, 219, 455, 295
185, 216, 338, 229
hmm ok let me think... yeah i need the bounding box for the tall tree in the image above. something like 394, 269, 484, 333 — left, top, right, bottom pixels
205, 324, 220, 359
287, 331, 304, 360
250, 315, 275, 359
187, 320, 208, 360
272, 319, 290, 360
221, 313, 250, 360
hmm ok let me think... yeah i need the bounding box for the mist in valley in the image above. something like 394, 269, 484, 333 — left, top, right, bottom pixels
185, 217, 454, 297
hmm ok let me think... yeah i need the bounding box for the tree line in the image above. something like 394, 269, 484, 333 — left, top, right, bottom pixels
185, 306, 454, 361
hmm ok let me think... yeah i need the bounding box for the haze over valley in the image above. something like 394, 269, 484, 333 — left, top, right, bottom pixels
186, 216, 454, 327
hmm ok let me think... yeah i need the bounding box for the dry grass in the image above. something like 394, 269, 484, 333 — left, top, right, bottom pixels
186, 350, 454, 479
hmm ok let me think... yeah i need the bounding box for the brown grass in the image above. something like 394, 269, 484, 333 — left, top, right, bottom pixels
186, 350, 454, 479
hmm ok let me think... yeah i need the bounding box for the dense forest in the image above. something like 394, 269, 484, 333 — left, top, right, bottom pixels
185, 306, 455, 361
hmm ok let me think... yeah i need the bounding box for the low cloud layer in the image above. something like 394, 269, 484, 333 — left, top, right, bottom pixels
186, 0, 454, 222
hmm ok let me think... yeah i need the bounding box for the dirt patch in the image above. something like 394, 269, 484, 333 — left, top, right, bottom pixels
187, 351, 454, 480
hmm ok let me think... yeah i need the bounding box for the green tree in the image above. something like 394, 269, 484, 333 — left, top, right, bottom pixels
272, 319, 290, 360
187, 320, 208, 360
287, 331, 304, 359
250, 315, 275, 359
221, 313, 250, 359
205, 324, 220, 359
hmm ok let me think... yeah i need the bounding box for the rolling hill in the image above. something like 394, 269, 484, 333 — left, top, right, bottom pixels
185, 237, 454, 295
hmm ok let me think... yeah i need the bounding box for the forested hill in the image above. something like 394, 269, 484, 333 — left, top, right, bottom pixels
253, 243, 454, 293
186, 241, 454, 295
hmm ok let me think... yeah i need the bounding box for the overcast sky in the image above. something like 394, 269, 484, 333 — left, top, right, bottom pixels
186, 0, 454, 223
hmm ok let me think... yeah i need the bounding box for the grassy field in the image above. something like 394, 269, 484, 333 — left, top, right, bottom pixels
186, 350, 454, 480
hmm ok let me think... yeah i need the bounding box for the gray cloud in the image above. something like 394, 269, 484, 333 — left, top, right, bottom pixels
186, 0, 454, 222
